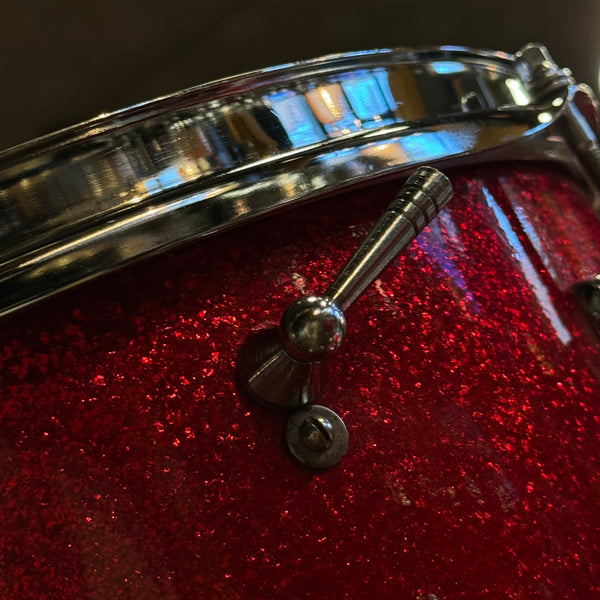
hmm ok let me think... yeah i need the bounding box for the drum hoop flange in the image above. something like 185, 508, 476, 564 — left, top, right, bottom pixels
0, 44, 599, 319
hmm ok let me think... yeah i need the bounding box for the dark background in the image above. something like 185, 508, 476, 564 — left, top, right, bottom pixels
1, 0, 598, 151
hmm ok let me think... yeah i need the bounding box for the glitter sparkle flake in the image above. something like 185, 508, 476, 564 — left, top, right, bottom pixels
1, 163, 600, 599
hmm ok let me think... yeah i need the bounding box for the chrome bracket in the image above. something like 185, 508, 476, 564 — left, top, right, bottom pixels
517, 43, 600, 196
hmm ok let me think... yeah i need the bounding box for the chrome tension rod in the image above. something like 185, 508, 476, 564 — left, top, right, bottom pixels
236, 166, 453, 467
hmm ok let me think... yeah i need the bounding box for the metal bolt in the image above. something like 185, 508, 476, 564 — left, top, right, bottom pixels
515, 43, 573, 101
299, 415, 334, 451
286, 405, 348, 469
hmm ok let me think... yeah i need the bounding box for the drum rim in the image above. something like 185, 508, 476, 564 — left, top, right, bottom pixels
0, 45, 516, 162
0, 43, 595, 319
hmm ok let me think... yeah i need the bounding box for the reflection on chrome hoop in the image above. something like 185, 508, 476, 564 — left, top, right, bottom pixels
1, 43, 600, 320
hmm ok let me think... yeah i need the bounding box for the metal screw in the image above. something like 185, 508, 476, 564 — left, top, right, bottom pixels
286, 405, 348, 469
299, 415, 334, 451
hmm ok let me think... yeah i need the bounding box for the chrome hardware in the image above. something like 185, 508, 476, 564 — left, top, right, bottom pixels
1, 44, 598, 319
563, 102, 600, 191
236, 166, 452, 409
574, 276, 600, 336
285, 405, 348, 469
516, 43, 573, 101
280, 296, 347, 364
299, 414, 335, 451
326, 166, 453, 312
517, 43, 600, 193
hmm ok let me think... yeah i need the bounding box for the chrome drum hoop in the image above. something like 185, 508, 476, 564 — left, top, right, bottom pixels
0, 43, 599, 319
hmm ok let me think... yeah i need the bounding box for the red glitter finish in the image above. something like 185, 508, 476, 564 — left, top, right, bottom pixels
1, 163, 600, 599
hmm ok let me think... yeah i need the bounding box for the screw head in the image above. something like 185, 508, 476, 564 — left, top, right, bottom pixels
286, 405, 348, 469
299, 415, 334, 451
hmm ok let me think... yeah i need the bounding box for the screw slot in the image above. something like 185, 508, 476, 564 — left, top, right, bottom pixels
286, 405, 348, 469
299, 416, 335, 451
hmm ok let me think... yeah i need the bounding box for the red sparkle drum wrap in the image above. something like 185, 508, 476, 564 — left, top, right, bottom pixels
1, 163, 600, 599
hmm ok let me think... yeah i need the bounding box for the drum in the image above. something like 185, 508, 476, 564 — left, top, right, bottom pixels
1, 44, 600, 599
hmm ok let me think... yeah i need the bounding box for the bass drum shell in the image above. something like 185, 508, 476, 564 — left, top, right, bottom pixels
1, 162, 600, 599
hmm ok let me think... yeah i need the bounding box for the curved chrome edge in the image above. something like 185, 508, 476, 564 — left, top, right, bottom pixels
0, 45, 515, 163
0, 43, 599, 318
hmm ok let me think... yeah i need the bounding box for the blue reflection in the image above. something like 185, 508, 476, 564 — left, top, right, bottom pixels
430, 61, 467, 75
373, 69, 399, 114
398, 129, 473, 161
400, 132, 448, 160
156, 165, 184, 188
266, 91, 325, 147
140, 165, 185, 193
423, 214, 482, 314
201, 121, 235, 169
341, 70, 394, 127
482, 187, 572, 345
